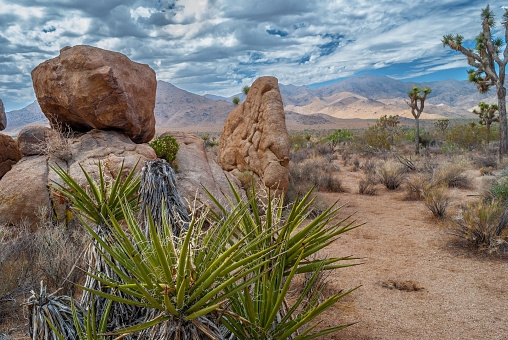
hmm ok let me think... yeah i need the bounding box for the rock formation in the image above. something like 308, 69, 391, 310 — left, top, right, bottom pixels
167, 132, 245, 212
0, 130, 156, 228
0, 134, 22, 179
0, 98, 6, 131
31, 45, 157, 144
217, 76, 290, 194
17, 126, 58, 156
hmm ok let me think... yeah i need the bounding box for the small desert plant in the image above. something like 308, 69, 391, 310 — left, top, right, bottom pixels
450, 199, 508, 253
480, 166, 494, 176
232, 96, 240, 105
435, 162, 472, 189
358, 176, 377, 195
405, 173, 434, 201
361, 159, 378, 175
489, 169, 508, 202
318, 172, 345, 192
377, 160, 405, 190
423, 184, 450, 218
149, 134, 180, 170
473, 154, 497, 169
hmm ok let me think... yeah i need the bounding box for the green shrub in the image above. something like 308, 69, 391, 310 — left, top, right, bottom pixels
149, 134, 180, 170
490, 169, 508, 202
446, 123, 484, 150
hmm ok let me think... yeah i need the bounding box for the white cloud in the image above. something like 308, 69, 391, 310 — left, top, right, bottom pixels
0, 0, 505, 110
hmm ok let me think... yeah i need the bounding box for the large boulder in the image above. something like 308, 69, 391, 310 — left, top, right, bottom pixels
0, 130, 156, 227
166, 132, 245, 212
31, 45, 157, 144
0, 133, 22, 179
217, 76, 290, 194
0, 98, 5, 131
17, 126, 58, 156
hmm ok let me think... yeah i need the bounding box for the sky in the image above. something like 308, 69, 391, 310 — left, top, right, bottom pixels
0, 0, 506, 111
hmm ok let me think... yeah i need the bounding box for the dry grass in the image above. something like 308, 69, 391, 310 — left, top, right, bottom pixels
377, 160, 405, 190
423, 184, 450, 218
435, 162, 472, 189
358, 176, 377, 195
449, 199, 508, 254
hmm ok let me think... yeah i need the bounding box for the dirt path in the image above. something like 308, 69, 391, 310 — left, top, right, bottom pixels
314, 168, 508, 339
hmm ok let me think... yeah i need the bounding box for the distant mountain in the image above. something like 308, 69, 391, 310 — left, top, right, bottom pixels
155, 81, 235, 127
4, 75, 496, 134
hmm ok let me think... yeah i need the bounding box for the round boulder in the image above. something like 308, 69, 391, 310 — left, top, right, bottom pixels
31, 45, 157, 144
0, 133, 22, 179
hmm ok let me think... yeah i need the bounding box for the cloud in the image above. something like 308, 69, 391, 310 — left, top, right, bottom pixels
0, 0, 505, 110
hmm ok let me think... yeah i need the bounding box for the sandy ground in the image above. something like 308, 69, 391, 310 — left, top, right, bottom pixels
312, 165, 508, 340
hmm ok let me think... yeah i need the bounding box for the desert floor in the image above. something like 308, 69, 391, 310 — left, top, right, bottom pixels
307, 166, 508, 340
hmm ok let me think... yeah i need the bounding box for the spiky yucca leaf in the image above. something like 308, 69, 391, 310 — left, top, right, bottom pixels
50, 160, 140, 226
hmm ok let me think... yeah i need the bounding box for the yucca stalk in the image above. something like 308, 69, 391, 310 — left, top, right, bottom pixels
139, 159, 189, 237
204, 184, 361, 339
26, 281, 84, 340
46, 296, 113, 340
51, 160, 143, 335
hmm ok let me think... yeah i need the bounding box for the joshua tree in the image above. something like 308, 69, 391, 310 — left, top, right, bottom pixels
406, 86, 431, 154
473, 101, 499, 145
443, 5, 508, 157
434, 119, 450, 133
232, 96, 240, 105
242, 85, 250, 95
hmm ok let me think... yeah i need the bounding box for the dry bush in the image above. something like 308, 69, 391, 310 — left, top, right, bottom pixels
436, 163, 472, 189
0, 215, 86, 322
317, 172, 345, 192
0, 226, 38, 320
377, 160, 405, 190
290, 147, 314, 164
405, 173, 435, 201
423, 184, 450, 218
34, 121, 75, 162
358, 175, 377, 195
472, 154, 497, 169
450, 199, 508, 253
342, 149, 352, 166
361, 159, 377, 175
352, 158, 360, 171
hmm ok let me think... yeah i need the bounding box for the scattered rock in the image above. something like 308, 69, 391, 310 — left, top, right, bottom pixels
0, 133, 22, 179
31, 45, 157, 144
0, 130, 156, 227
217, 76, 290, 195
167, 132, 245, 213
0, 98, 6, 131
17, 126, 59, 156
379, 280, 424, 292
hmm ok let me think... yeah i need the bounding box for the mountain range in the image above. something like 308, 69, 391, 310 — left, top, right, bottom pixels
4, 75, 494, 135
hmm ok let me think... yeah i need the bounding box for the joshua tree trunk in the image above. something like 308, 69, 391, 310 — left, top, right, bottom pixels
415, 118, 420, 155
487, 122, 491, 146
497, 83, 507, 156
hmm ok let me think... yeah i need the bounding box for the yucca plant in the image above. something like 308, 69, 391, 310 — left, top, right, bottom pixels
50, 160, 143, 334
204, 185, 360, 339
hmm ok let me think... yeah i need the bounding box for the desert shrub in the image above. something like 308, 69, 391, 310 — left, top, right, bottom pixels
318, 172, 345, 192
480, 166, 494, 176
450, 199, 508, 253
352, 158, 360, 171
405, 173, 434, 200
0, 226, 38, 320
289, 133, 311, 151
435, 162, 472, 189
377, 160, 405, 190
472, 154, 497, 169
290, 147, 313, 163
351, 125, 391, 152
342, 149, 352, 165
423, 184, 450, 218
447, 123, 484, 151
358, 175, 377, 195
315, 141, 333, 156
149, 134, 179, 170
361, 159, 377, 175
489, 169, 508, 202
